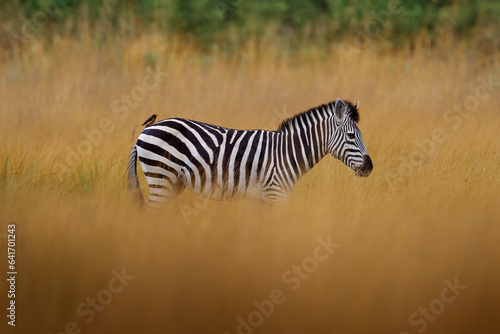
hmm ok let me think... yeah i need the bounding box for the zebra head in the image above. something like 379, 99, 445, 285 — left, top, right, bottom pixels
327, 98, 373, 177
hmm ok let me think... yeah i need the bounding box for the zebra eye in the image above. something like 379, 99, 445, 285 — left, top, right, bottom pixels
347, 133, 356, 140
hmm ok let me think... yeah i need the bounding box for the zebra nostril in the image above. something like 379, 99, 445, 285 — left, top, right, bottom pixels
355, 155, 373, 177
363, 155, 373, 170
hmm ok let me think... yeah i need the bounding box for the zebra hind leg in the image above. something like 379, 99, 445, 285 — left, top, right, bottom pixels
145, 173, 184, 208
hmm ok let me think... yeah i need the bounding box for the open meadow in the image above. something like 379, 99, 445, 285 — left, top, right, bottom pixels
1, 33, 500, 334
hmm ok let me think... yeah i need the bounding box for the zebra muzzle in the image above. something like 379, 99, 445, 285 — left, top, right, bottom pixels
355, 155, 373, 177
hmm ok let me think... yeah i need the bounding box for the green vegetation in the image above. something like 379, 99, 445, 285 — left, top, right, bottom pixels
1, 0, 499, 52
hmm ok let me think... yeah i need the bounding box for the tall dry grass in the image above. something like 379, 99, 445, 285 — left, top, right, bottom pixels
1, 34, 500, 334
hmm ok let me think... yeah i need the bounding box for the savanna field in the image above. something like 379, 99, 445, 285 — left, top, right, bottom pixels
1, 29, 500, 334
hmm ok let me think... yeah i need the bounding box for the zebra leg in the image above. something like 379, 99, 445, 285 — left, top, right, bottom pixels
143, 171, 184, 208
261, 186, 289, 204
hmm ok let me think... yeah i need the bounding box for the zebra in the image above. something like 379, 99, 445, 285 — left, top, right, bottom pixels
128, 98, 373, 206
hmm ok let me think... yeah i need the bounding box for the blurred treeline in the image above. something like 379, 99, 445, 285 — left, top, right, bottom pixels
1, 0, 499, 53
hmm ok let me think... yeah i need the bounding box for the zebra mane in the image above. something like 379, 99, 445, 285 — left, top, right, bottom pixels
276, 100, 360, 132
344, 100, 360, 123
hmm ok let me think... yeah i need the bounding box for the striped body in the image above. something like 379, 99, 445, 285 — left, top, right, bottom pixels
128, 99, 373, 206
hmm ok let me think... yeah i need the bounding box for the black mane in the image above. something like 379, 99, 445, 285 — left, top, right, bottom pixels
276, 100, 360, 132
345, 100, 360, 123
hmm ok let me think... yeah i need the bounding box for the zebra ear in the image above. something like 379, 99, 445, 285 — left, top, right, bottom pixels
355, 101, 359, 109
334, 98, 346, 120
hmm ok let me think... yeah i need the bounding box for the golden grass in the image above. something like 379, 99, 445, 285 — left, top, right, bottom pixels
1, 34, 500, 334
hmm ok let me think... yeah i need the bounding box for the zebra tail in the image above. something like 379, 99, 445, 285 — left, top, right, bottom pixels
127, 145, 144, 204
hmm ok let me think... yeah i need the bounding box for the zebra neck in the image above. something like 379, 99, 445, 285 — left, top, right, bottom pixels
278, 119, 328, 179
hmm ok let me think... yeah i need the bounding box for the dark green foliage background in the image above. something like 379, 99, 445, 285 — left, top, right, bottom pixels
1, 0, 499, 50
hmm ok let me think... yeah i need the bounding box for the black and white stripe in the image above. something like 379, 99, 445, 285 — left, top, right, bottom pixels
128, 98, 373, 206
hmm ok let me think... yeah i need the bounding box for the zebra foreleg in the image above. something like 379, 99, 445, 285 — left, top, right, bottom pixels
261, 187, 289, 204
